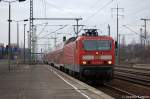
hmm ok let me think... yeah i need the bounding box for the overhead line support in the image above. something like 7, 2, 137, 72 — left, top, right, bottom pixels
33, 18, 82, 21
111, 4, 124, 65
140, 18, 150, 40
29, 0, 34, 64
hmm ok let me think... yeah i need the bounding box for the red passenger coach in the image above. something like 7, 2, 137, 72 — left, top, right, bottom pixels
46, 29, 115, 82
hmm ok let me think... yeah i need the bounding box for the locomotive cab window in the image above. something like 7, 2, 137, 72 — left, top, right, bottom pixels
83, 40, 112, 51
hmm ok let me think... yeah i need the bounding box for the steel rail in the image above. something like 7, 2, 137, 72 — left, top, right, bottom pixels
104, 83, 136, 96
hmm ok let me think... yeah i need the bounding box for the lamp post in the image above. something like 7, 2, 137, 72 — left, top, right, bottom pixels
11, 19, 28, 64
0, 0, 26, 71
12, 19, 28, 48
24, 24, 26, 63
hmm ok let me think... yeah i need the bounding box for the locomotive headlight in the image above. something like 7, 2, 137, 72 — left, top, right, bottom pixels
100, 55, 112, 60
82, 55, 94, 60
108, 61, 112, 64
82, 61, 87, 64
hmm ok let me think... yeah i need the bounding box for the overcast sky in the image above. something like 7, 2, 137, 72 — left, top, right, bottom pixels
0, 0, 150, 50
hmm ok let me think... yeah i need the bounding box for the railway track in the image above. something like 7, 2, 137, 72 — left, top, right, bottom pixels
114, 65, 150, 86
49, 64, 150, 98
96, 82, 143, 99
104, 83, 136, 96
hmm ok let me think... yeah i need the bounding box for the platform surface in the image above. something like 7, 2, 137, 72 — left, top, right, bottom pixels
0, 61, 113, 99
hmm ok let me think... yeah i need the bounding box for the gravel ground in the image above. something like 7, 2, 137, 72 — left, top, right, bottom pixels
110, 79, 150, 96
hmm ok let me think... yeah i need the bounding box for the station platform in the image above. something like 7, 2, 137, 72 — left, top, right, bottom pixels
0, 62, 113, 99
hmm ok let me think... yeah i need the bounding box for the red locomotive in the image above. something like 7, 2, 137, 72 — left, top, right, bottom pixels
45, 29, 115, 83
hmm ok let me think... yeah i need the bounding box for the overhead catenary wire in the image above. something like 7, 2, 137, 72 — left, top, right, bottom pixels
43, 0, 63, 11
123, 5, 150, 25
122, 25, 146, 39
40, 25, 68, 38
35, 0, 111, 37
37, 22, 48, 36
85, 0, 114, 22
88, 0, 102, 10
128, 5, 150, 17
41, 0, 47, 18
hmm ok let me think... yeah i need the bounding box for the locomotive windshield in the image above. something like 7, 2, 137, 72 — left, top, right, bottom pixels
83, 40, 111, 51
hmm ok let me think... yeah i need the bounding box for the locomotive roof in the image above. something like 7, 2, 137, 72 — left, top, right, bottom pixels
51, 42, 64, 52
64, 37, 77, 45
64, 35, 113, 45
76, 35, 114, 40
48, 35, 114, 53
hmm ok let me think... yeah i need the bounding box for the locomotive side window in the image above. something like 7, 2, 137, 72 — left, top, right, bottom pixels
83, 40, 111, 51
